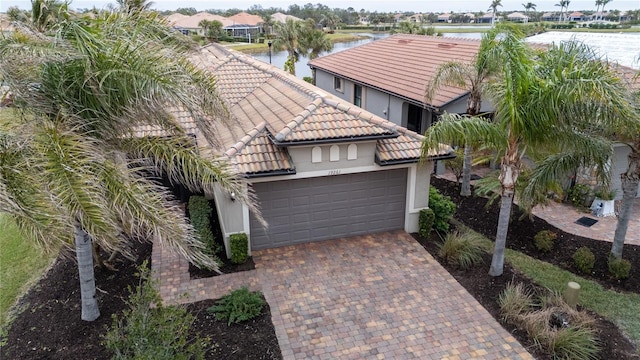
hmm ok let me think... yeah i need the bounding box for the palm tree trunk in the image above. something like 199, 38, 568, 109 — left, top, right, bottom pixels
489, 193, 514, 276
74, 222, 100, 321
611, 152, 639, 258
461, 145, 473, 196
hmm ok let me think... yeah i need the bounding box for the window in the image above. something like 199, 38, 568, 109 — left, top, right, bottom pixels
347, 144, 357, 160
334, 77, 343, 92
406, 103, 423, 134
311, 146, 322, 163
330, 145, 340, 162
353, 84, 362, 107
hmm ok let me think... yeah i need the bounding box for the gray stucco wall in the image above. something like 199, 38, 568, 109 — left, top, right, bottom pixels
404, 162, 434, 232
612, 143, 640, 199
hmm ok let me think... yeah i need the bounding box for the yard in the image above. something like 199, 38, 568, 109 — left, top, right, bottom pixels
2, 178, 639, 358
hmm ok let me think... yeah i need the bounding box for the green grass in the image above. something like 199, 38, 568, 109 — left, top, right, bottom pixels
0, 214, 56, 330
450, 220, 640, 348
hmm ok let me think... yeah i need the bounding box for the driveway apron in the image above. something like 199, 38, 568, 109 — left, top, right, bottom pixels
253, 231, 532, 359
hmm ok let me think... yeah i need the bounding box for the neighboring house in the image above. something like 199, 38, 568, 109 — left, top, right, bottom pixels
408, 13, 423, 23
464, 13, 477, 22
478, 12, 499, 23
137, 44, 453, 254
271, 12, 302, 23
437, 13, 452, 23
167, 12, 233, 35
308, 35, 494, 136
507, 12, 529, 23
567, 11, 587, 21
541, 12, 560, 21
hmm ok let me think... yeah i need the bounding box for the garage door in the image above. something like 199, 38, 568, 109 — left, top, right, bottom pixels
250, 169, 407, 249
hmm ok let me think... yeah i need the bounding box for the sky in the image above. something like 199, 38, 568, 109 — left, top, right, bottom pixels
2, 0, 640, 13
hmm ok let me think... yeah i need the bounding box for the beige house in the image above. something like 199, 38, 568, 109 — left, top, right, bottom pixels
138, 44, 452, 254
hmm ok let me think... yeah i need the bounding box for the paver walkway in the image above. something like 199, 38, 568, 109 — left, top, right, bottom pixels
153, 231, 532, 359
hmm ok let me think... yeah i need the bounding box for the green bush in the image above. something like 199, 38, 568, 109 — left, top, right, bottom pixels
573, 247, 595, 274
533, 230, 557, 252
567, 183, 591, 207
437, 231, 485, 270
418, 208, 435, 238
105, 262, 206, 360
208, 287, 265, 325
608, 257, 631, 280
188, 196, 223, 258
230, 233, 249, 264
429, 187, 456, 232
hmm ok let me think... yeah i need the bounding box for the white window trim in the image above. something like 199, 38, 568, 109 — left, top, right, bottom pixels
311, 146, 322, 163
347, 144, 357, 160
334, 76, 344, 93
330, 145, 340, 162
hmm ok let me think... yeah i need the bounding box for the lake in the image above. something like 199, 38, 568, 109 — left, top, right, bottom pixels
249, 32, 483, 79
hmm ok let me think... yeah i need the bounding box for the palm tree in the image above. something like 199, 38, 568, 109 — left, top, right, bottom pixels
0, 10, 252, 321
421, 27, 637, 277
116, 0, 154, 14
425, 28, 502, 197
555, 0, 570, 21
272, 18, 304, 75
522, 2, 537, 17
299, 20, 333, 60
488, 0, 503, 25
595, 0, 603, 20
601, 0, 613, 19
611, 139, 640, 258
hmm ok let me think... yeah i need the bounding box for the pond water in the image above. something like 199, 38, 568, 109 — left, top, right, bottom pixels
249, 32, 483, 79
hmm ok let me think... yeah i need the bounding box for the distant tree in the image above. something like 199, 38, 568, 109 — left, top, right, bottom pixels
488, 0, 503, 25
595, 0, 603, 20
522, 2, 537, 17
116, 0, 153, 14
555, 0, 571, 21
601, 0, 613, 18
272, 18, 304, 75
199, 19, 224, 41
7, 6, 27, 22
299, 19, 333, 59
175, 7, 197, 15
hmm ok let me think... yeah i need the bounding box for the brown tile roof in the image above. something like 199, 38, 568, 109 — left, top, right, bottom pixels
308, 34, 481, 109
135, 44, 452, 176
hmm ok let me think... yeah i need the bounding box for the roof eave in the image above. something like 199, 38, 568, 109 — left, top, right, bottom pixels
244, 168, 297, 179
272, 133, 399, 146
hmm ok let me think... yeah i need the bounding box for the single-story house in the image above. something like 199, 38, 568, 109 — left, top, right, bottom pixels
140, 44, 453, 254
567, 11, 587, 22
167, 12, 234, 36
271, 12, 302, 23
507, 12, 529, 23
478, 12, 499, 23
541, 12, 560, 21
437, 13, 452, 23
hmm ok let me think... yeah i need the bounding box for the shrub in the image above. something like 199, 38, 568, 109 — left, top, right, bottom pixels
437, 231, 485, 270
573, 247, 595, 274
533, 230, 557, 252
444, 148, 464, 184
567, 183, 591, 207
418, 208, 435, 238
208, 287, 265, 325
429, 186, 456, 232
230, 233, 249, 264
608, 257, 631, 280
498, 283, 532, 323
188, 196, 223, 259
104, 262, 206, 360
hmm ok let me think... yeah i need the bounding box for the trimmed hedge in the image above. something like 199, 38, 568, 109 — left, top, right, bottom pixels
230, 233, 249, 264
419, 208, 436, 238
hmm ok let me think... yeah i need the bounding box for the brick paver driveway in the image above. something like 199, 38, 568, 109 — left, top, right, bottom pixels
253, 231, 532, 359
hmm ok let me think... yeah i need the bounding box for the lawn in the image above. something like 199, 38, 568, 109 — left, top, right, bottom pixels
0, 213, 56, 329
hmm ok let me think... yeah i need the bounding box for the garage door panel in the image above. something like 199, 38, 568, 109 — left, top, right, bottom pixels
250, 169, 407, 249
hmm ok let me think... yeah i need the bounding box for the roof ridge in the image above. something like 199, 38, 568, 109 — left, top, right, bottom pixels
274, 97, 323, 142
321, 97, 400, 136
225, 121, 268, 157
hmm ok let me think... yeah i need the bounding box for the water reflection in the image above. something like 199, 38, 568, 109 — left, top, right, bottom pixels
249, 32, 483, 79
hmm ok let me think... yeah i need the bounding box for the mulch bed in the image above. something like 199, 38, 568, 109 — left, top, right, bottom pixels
1, 240, 281, 360
189, 254, 256, 279
431, 176, 640, 294
419, 175, 640, 359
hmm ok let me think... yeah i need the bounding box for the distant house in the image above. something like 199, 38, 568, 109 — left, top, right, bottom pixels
271, 12, 302, 23
464, 13, 477, 22
507, 12, 529, 23
308, 35, 494, 137
226, 12, 263, 38
408, 13, 424, 23
148, 44, 452, 252
167, 12, 233, 36
437, 13, 452, 23
478, 12, 499, 24
541, 12, 560, 21
567, 11, 587, 21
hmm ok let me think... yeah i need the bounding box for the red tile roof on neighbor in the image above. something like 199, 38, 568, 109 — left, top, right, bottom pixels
227, 12, 264, 26
308, 34, 482, 110
136, 44, 452, 177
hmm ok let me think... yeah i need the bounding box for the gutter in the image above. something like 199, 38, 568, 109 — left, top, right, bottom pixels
244, 168, 297, 179
375, 152, 456, 166
270, 133, 399, 146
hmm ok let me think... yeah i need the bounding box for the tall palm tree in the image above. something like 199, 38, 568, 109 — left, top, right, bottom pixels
0, 10, 252, 321
595, 0, 603, 20
299, 20, 333, 60
425, 28, 502, 197
272, 18, 304, 75
555, 0, 570, 21
488, 0, 503, 25
522, 2, 537, 17
601, 0, 613, 19
421, 27, 637, 277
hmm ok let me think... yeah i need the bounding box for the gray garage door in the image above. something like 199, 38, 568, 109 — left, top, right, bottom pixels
250, 169, 407, 249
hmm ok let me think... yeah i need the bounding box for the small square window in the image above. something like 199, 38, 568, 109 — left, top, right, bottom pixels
334, 77, 344, 92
